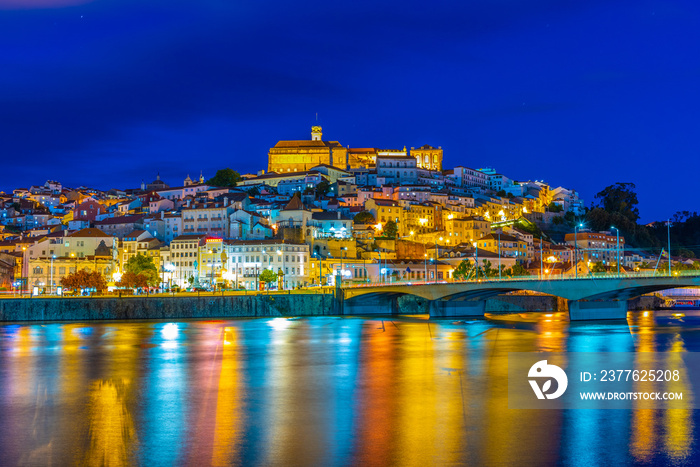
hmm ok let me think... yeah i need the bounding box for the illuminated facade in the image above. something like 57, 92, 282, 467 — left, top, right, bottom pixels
347, 148, 378, 169
268, 126, 347, 173
410, 145, 443, 171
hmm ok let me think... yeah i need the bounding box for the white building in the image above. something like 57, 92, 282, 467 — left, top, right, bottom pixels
223, 240, 310, 290
376, 151, 418, 184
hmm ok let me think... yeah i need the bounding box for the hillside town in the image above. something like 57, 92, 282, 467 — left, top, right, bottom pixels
0, 126, 667, 294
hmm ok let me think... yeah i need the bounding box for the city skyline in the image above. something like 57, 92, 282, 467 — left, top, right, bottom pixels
3, 0, 700, 222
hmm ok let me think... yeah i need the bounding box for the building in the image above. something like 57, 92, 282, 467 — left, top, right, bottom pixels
145, 174, 169, 192
310, 211, 353, 239
181, 199, 235, 238
26, 229, 118, 292
476, 233, 528, 259
222, 239, 310, 290
444, 216, 490, 244
73, 198, 105, 222
169, 234, 206, 287
120, 230, 163, 275
410, 145, 443, 171
376, 151, 418, 184
347, 148, 378, 169
450, 167, 488, 189
268, 126, 347, 173
564, 230, 625, 266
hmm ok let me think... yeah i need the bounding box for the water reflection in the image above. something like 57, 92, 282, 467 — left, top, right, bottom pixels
0, 311, 699, 465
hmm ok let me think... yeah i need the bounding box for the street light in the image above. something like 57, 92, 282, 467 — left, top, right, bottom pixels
50, 254, 55, 295
277, 248, 285, 290
573, 223, 583, 279
611, 226, 620, 276
374, 248, 383, 283
473, 240, 478, 281
497, 231, 501, 281
164, 263, 175, 291
208, 249, 214, 290
339, 246, 348, 286
434, 242, 438, 283
667, 219, 672, 277
424, 253, 428, 282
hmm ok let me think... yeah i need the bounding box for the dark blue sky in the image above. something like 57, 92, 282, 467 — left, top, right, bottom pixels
2, 0, 699, 222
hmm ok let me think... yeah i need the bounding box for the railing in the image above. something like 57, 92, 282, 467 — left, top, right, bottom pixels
342, 270, 700, 289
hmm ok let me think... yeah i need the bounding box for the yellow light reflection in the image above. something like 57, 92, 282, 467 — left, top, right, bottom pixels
211, 327, 243, 466
83, 380, 137, 466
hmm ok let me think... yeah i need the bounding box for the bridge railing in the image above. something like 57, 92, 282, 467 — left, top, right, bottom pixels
342, 269, 700, 289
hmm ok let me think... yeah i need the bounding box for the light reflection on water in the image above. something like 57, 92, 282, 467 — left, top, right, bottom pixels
0, 311, 699, 465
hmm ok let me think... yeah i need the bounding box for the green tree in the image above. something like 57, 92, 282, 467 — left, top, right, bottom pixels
547, 202, 563, 213
315, 180, 331, 196
259, 269, 278, 289
383, 220, 398, 239
354, 210, 376, 225
124, 254, 159, 287
207, 168, 241, 187
591, 261, 606, 273
505, 263, 530, 277
672, 261, 700, 272
452, 259, 473, 280
593, 182, 640, 223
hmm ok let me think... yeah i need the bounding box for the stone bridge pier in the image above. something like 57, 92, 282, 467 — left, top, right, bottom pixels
567, 300, 628, 320
343, 292, 401, 315
428, 299, 486, 318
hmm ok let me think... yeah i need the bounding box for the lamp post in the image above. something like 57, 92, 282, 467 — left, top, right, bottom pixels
611, 226, 620, 276
473, 240, 478, 281
573, 223, 582, 279
165, 263, 175, 291
208, 249, 214, 290
374, 249, 383, 283
497, 232, 501, 281
277, 248, 285, 290
424, 253, 428, 283
339, 246, 347, 286
434, 242, 438, 283
668, 219, 672, 277
50, 254, 55, 295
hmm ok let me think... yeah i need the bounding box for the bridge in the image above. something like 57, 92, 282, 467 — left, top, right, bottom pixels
340, 272, 700, 320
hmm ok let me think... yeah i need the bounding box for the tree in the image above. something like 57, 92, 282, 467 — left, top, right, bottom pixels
593, 182, 640, 223
591, 261, 606, 273
207, 168, 241, 188
315, 180, 331, 196
383, 220, 398, 239
547, 202, 563, 213
453, 260, 472, 280
117, 271, 149, 289
124, 254, 159, 287
505, 263, 530, 277
354, 211, 376, 225
259, 269, 278, 289
61, 270, 107, 292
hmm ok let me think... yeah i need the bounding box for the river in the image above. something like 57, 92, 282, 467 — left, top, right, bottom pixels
1, 311, 699, 465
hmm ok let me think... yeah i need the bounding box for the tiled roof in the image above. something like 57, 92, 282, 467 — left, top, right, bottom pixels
68, 228, 110, 238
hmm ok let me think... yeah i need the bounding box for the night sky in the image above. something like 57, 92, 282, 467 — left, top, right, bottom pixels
2, 0, 699, 222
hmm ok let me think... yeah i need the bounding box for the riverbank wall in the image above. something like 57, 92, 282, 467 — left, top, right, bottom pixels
0, 292, 667, 323
0, 294, 338, 322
